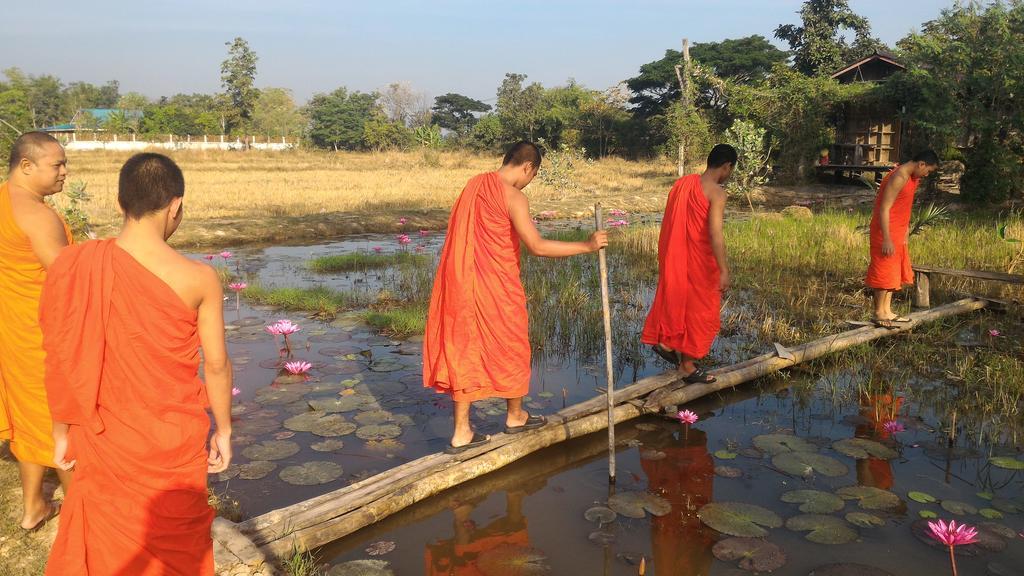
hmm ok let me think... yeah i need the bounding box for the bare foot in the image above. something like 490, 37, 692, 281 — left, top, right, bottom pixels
20, 501, 58, 531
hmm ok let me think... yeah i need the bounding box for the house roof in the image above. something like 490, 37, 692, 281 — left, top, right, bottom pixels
40, 123, 76, 132
831, 51, 906, 80
76, 108, 144, 122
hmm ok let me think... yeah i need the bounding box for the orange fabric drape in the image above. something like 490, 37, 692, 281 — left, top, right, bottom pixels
41, 240, 213, 576
423, 172, 530, 402
641, 174, 721, 359
0, 182, 73, 466
855, 393, 904, 490
866, 167, 920, 290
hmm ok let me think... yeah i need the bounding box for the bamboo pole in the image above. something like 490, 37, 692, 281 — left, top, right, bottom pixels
237, 298, 987, 558
594, 203, 616, 483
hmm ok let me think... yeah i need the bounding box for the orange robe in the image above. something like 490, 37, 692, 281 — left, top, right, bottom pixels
425, 516, 531, 575
40, 239, 214, 576
866, 166, 920, 289
0, 182, 73, 466
855, 393, 904, 490
423, 172, 530, 402
641, 174, 721, 359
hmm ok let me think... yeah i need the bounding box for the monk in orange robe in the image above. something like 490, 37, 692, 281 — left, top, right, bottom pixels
425, 491, 534, 575
0, 132, 73, 531
866, 150, 938, 327
641, 144, 735, 384
855, 391, 904, 490
424, 141, 608, 453
40, 153, 233, 575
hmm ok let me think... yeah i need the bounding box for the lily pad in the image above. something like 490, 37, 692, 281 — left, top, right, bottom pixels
845, 512, 885, 528
365, 541, 396, 556
773, 452, 849, 478
739, 448, 765, 459
369, 359, 403, 372
715, 466, 744, 478
979, 508, 1004, 519
753, 434, 818, 455
233, 416, 282, 436
310, 414, 358, 437
781, 490, 845, 514
308, 395, 367, 413
714, 450, 738, 460
326, 559, 394, 576
608, 491, 671, 519
587, 530, 616, 546
991, 498, 1022, 514
908, 491, 937, 503
241, 440, 300, 461
310, 439, 345, 452
355, 410, 396, 426
785, 514, 859, 544
711, 537, 787, 572
477, 544, 550, 576
356, 424, 403, 441
988, 562, 1024, 576
697, 502, 783, 537
238, 460, 277, 480
283, 411, 328, 432
989, 457, 1024, 470
214, 464, 240, 482
279, 461, 344, 485
837, 486, 902, 511
365, 439, 405, 453
940, 500, 977, 515
808, 564, 895, 576
979, 521, 1017, 539
584, 507, 617, 524
919, 510, 938, 519
254, 389, 304, 406
977, 491, 995, 500
832, 438, 898, 460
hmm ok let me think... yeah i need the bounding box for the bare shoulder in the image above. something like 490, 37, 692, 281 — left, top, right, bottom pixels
10, 192, 64, 230
704, 181, 727, 203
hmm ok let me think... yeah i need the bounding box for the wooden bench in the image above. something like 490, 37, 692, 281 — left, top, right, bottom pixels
912, 265, 1024, 308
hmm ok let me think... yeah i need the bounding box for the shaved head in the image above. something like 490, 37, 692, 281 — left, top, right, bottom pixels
502, 141, 542, 169
8, 132, 61, 173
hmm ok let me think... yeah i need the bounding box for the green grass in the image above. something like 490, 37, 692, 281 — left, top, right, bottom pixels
281, 546, 324, 576
364, 303, 429, 337
308, 251, 430, 273
244, 284, 369, 319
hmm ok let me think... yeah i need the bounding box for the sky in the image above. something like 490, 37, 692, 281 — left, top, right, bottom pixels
2, 0, 955, 105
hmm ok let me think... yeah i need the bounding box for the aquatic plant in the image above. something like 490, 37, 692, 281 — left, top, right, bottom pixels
220, 251, 233, 259
882, 420, 905, 434
396, 234, 411, 246
231, 387, 240, 397
267, 319, 301, 356
228, 282, 247, 311
926, 519, 978, 576
203, 254, 215, 261
284, 361, 312, 375
398, 217, 408, 226
676, 410, 699, 425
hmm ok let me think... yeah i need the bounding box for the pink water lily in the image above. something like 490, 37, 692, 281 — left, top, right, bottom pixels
606, 219, 629, 228
228, 282, 247, 292
273, 320, 301, 335
928, 519, 978, 576
988, 329, 1001, 337
220, 251, 233, 259
397, 234, 411, 245
203, 254, 215, 261
882, 420, 905, 434
676, 410, 699, 425
284, 361, 312, 375
373, 246, 383, 253
419, 229, 429, 237
608, 208, 627, 217
231, 387, 241, 397
398, 217, 408, 226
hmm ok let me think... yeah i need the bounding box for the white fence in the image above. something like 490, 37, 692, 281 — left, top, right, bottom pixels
57, 133, 296, 152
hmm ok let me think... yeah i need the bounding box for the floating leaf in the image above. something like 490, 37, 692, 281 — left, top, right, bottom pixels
233, 416, 281, 436
308, 395, 367, 413
215, 464, 240, 482
990, 498, 1022, 514
273, 431, 296, 440
908, 491, 937, 504
773, 452, 848, 478
254, 389, 304, 406
310, 414, 357, 437
326, 559, 394, 576
283, 411, 327, 432
711, 537, 787, 572
845, 512, 885, 528
587, 530, 616, 546
365, 541, 396, 556
365, 439, 405, 453
837, 486, 902, 511
781, 490, 845, 514
697, 502, 783, 538
739, 447, 765, 459
356, 424, 403, 441
980, 508, 1004, 519
976, 491, 994, 501
832, 438, 898, 460
807, 564, 895, 576
369, 359, 403, 372
477, 544, 550, 576
608, 491, 671, 519
919, 510, 938, 519
940, 500, 977, 515
979, 521, 1017, 539
753, 434, 818, 455
310, 439, 345, 452
715, 466, 744, 478
714, 450, 738, 460
786, 514, 859, 544
241, 440, 300, 461
987, 561, 1024, 576
238, 460, 277, 480
279, 461, 344, 486
640, 449, 666, 461
584, 507, 616, 524
355, 410, 395, 426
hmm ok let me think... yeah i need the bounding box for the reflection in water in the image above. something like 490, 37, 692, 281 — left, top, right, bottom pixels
856, 391, 904, 490
640, 427, 715, 576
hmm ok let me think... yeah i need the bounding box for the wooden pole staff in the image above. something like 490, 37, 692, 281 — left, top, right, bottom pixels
594, 203, 616, 483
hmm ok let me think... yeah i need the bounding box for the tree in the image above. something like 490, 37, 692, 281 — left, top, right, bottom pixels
220, 37, 259, 133
579, 84, 631, 157
117, 92, 150, 111
252, 87, 304, 138
430, 93, 491, 137
378, 82, 430, 127
774, 0, 884, 77
363, 114, 414, 151
63, 80, 120, 113
306, 88, 379, 151
495, 73, 543, 140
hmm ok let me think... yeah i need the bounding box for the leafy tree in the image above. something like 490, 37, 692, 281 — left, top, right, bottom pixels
774, 0, 884, 77
117, 92, 150, 111
252, 87, 304, 137
306, 88, 378, 151
468, 114, 503, 151
430, 93, 491, 137
363, 114, 414, 151
495, 73, 543, 140
63, 80, 120, 113
220, 37, 259, 133
579, 84, 631, 157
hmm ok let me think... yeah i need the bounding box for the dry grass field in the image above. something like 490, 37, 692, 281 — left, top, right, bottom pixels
65, 149, 685, 247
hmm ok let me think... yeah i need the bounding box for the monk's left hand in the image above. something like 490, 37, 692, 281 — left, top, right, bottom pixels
207, 430, 233, 473
719, 269, 731, 292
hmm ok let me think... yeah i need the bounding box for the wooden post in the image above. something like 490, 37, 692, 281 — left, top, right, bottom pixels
913, 271, 931, 308
594, 203, 615, 484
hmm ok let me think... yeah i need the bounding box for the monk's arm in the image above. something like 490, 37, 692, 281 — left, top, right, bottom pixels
877, 171, 908, 253
508, 190, 607, 257
196, 265, 233, 472
23, 205, 69, 268
707, 186, 729, 290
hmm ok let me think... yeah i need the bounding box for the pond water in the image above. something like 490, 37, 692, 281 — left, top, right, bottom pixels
199, 231, 1024, 576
